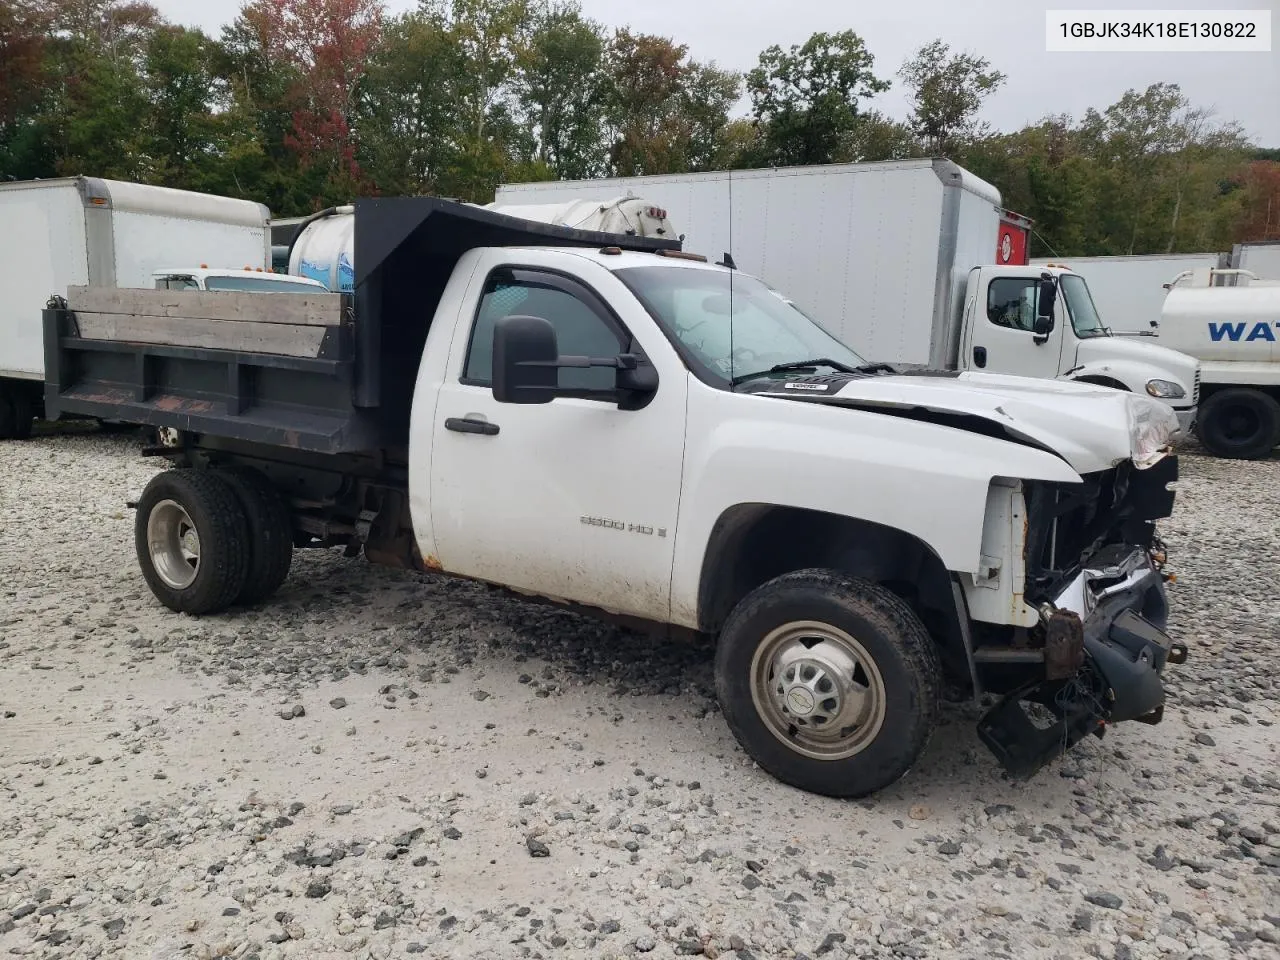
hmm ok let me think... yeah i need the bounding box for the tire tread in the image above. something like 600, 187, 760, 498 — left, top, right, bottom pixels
715, 568, 942, 798
134, 468, 250, 615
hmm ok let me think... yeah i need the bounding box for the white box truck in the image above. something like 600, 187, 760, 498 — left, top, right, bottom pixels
1229, 240, 1280, 278
0, 176, 272, 439
494, 160, 1201, 439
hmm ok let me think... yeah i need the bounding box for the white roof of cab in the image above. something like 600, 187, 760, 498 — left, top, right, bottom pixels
153, 267, 327, 287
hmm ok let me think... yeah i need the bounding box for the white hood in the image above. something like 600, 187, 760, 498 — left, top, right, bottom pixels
762, 371, 1178, 475
1073, 335, 1199, 400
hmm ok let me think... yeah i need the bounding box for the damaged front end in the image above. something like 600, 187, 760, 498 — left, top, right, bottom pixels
974, 454, 1189, 778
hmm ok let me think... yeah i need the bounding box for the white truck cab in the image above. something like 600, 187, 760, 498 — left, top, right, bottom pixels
961, 263, 1200, 437
152, 267, 329, 294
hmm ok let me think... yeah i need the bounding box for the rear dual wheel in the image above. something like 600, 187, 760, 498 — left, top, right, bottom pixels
135, 467, 293, 615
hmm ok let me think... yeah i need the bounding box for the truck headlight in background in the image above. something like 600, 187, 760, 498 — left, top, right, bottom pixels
1145, 379, 1185, 400
1127, 395, 1178, 468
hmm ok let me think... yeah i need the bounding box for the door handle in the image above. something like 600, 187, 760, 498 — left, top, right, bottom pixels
973, 346, 987, 368
445, 417, 499, 436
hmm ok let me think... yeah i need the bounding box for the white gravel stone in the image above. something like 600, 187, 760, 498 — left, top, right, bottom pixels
0, 432, 1277, 960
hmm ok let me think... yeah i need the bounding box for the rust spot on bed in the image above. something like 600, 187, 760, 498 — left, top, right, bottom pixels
153, 395, 215, 414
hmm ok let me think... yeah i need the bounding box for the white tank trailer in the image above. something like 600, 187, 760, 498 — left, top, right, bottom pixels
283, 196, 676, 295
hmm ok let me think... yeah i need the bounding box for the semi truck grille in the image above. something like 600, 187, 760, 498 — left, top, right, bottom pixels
1192, 367, 1201, 405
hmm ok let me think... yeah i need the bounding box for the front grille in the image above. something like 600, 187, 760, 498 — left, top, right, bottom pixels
1192, 367, 1201, 405
1023, 456, 1178, 604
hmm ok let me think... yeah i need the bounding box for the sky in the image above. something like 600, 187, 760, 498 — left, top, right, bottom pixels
152, 0, 1280, 147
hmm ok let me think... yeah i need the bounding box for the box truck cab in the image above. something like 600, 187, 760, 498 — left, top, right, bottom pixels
961, 263, 1200, 437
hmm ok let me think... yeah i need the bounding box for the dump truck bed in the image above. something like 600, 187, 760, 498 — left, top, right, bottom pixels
42, 197, 680, 454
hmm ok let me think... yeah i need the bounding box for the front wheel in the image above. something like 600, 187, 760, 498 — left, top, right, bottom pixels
715, 570, 941, 798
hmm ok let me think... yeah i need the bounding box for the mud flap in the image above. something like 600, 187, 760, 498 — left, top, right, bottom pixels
976, 681, 1105, 779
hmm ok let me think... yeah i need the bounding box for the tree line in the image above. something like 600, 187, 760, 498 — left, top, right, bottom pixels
2, 0, 1277, 257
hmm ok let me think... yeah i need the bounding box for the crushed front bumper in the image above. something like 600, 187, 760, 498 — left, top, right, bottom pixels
976, 545, 1188, 778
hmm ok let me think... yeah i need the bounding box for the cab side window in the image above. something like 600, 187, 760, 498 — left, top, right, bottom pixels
986, 278, 1040, 332
464, 271, 624, 392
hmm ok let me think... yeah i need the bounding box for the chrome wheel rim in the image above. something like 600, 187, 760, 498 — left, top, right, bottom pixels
147, 499, 200, 590
749, 620, 887, 761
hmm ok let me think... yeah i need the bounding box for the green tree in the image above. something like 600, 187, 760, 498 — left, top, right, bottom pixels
142, 25, 223, 190
514, 0, 607, 179
424, 0, 532, 200
603, 28, 739, 176
897, 39, 1005, 157
846, 110, 923, 162
745, 30, 888, 166
358, 9, 466, 196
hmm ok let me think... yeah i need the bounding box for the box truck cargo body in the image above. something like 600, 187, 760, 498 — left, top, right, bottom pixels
496, 159, 999, 368
0, 177, 271, 438
1230, 241, 1280, 278
495, 160, 1201, 440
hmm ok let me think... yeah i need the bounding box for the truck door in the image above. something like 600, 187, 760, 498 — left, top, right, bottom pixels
428, 257, 687, 622
967, 272, 1066, 379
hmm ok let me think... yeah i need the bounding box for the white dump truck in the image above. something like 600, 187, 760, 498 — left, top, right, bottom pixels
42, 197, 1188, 799
493, 160, 1201, 438
0, 176, 272, 439
1157, 267, 1280, 458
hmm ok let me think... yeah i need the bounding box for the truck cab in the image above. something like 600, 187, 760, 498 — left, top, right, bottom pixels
960, 264, 1200, 437
152, 267, 330, 294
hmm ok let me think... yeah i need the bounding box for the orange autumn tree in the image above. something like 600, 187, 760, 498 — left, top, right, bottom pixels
237, 0, 383, 204
1236, 161, 1280, 242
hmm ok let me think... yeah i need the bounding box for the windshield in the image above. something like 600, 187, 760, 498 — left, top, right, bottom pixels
204, 275, 324, 294
1060, 273, 1108, 338
613, 265, 867, 385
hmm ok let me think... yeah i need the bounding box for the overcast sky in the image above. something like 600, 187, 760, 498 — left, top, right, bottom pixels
153, 0, 1280, 146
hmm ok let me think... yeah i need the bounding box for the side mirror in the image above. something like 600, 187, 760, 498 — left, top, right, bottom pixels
491, 315, 659, 407
492, 314, 559, 404
1034, 276, 1057, 341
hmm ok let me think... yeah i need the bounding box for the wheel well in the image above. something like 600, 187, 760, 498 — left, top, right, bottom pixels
1072, 374, 1130, 392
697, 504, 970, 682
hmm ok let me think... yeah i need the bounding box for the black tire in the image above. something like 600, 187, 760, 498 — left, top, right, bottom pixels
715, 569, 942, 798
1196, 388, 1280, 460
0, 383, 32, 440
134, 469, 250, 615
215, 466, 294, 605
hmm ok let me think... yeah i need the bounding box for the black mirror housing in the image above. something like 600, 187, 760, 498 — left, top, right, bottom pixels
492, 314, 559, 404
1035, 275, 1058, 338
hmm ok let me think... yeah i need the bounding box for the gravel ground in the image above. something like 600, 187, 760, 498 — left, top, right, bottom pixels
1, 427, 1277, 960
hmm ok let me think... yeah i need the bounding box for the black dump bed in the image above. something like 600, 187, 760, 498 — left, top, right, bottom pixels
43, 197, 680, 454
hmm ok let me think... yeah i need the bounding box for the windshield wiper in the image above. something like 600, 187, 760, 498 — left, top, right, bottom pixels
730, 358, 891, 387
767, 358, 861, 375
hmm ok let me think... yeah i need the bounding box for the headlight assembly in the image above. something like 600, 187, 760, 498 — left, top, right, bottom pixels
1127, 396, 1178, 468
1145, 379, 1186, 399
